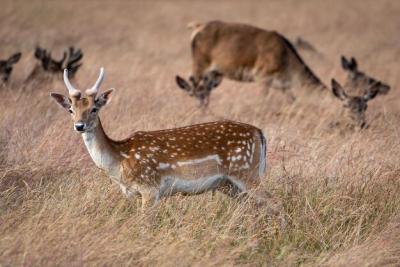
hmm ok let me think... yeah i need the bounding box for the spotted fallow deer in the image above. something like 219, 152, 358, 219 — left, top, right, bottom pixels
176, 20, 325, 107
50, 68, 267, 209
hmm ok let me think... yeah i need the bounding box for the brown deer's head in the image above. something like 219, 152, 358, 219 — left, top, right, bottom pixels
0, 53, 21, 83
34, 46, 83, 79
341, 56, 390, 96
331, 79, 380, 128
50, 68, 114, 133
176, 71, 223, 107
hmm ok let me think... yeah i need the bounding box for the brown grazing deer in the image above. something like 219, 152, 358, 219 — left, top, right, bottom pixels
27, 46, 83, 81
341, 56, 390, 96
50, 68, 267, 209
176, 20, 325, 107
331, 79, 380, 128
0, 52, 21, 83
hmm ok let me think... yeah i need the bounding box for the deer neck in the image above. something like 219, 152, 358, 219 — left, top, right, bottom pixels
82, 118, 121, 178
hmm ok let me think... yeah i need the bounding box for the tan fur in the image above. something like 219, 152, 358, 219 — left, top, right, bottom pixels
179, 20, 325, 106
187, 21, 206, 41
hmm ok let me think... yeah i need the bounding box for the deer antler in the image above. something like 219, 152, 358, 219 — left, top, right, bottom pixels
85, 68, 104, 97
58, 51, 67, 65
63, 69, 81, 97
65, 46, 83, 78
33, 45, 83, 77
34, 46, 64, 72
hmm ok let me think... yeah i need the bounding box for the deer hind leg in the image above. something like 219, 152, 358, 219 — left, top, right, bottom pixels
139, 188, 158, 211
216, 176, 246, 198
211, 189, 217, 200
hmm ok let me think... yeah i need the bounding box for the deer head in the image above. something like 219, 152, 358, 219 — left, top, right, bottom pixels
34, 46, 83, 79
0, 52, 22, 83
50, 68, 114, 133
331, 79, 380, 128
176, 71, 223, 107
341, 56, 390, 95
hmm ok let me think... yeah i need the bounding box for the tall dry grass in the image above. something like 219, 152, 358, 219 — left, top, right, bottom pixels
1, 0, 400, 266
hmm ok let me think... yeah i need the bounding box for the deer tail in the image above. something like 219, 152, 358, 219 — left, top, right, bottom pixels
187, 21, 204, 30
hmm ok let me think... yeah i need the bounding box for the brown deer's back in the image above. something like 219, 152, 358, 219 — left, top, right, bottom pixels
191, 21, 311, 83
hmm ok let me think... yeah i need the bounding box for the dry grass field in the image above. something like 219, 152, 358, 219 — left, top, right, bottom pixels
1, 0, 400, 266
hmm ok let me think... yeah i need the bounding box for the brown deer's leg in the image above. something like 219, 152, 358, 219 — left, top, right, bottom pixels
211, 189, 217, 200
216, 177, 245, 198
140, 188, 158, 211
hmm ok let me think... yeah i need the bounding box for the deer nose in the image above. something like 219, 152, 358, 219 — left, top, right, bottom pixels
74, 122, 85, 132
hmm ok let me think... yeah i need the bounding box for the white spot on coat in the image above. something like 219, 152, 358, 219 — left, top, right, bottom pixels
177, 154, 222, 167
157, 163, 170, 170
120, 152, 130, 159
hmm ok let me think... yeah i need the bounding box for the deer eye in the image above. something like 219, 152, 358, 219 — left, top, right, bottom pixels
68, 109, 73, 114
91, 107, 98, 114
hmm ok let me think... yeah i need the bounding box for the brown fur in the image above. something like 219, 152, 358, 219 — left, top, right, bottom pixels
177, 20, 325, 106
115, 120, 265, 188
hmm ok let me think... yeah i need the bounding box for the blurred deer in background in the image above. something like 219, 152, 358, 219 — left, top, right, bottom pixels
0, 52, 21, 84
341, 56, 390, 96
50, 68, 269, 210
176, 20, 326, 107
27, 46, 83, 82
331, 79, 381, 129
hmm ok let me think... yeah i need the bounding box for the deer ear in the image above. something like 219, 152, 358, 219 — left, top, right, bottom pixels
350, 57, 358, 70
206, 71, 223, 90
7, 53, 21, 65
50, 93, 71, 110
34, 47, 45, 60
96, 89, 114, 107
331, 79, 348, 100
341, 56, 351, 70
176, 76, 192, 91
341, 56, 357, 71
363, 83, 380, 101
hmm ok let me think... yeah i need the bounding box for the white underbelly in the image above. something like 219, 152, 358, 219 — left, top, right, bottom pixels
158, 174, 246, 196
